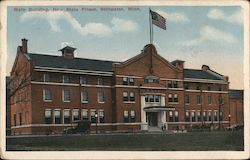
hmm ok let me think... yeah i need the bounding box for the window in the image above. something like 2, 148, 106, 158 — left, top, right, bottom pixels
219, 96, 224, 105
25, 111, 29, 125
203, 111, 207, 122
98, 92, 104, 103
208, 86, 211, 91
44, 73, 50, 82
123, 77, 128, 85
173, 81, 178, 88
208, 96, 212, 104
168, 80, 178, 88
63, 90, 70, 102
185, 95, 189, 104
73, 109, 80, 121
43, 89, 52, 101
129, 78, 134, 85
64, 109, 70, 124
99, 110, 105, 123
208, 111, 212, 121
155, 95, 160, 102
219, 112, 223, 121
130, 110, 136, 122
130, 92, 135, 101
191, 111, 196, 122
197, 111, 201, 122
145, 75, 159, 83
91, 110, 97, 123
19, 112, 22, 126
168, 94, 173, 102
124, 110, 129, 123
169, 111, 173, 122
174, 94, 178, 102
82, 109, 88, 121
214, 111, 218, 121
54, 110, 61, 124
145, 95, 149, 102
45, 109, 52, 124
145, 95, 161, 103
184, 82, 189, 89
98, 77, 104, 85
174, 111, 179, 122
196, 85, 201, 90
197, 95, 202, 104
123, 92, 128, 101
185, 111, 190, 122
168, 81, 172, 88
81, 91, 88, 102
63, 75, 70, 83
149, 95, 154, 102
13, 114, 17, 126
80, 76, 87, 84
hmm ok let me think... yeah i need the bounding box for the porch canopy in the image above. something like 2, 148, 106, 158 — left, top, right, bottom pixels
144, 106, 175, 112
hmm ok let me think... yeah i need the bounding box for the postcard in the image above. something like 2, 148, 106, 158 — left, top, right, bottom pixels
0, 0, 249, 159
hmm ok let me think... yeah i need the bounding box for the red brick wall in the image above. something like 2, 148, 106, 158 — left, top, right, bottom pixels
230, 98, 244, 125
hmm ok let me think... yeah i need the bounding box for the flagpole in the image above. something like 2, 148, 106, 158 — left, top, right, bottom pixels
149, 8, 152, 44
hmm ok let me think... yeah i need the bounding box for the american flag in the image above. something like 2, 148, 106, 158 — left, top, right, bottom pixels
150, 10, 166, 30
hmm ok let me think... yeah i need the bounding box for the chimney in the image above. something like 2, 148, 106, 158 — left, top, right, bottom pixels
21, 38, 28, 53
59, 46, 76, 59
171, 60, 185, 70
202, 65, 210, 71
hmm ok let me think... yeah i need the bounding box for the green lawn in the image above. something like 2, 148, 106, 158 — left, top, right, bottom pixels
6, 130, 244, 151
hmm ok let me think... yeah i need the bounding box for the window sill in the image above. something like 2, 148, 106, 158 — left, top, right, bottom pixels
124, 101, 136, 104
98, 102, 105, 104
44, 100, 52, 102
185, 103, 190, 105
63, 101, 71, 103
82, 101, 88, 104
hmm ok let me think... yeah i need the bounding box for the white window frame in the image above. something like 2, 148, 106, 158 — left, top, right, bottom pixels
98, 77, 103, 85
98, 91, 105, 103
63, 75, 70, 83
73, 109, 80, 121
80, 76, 87, 84
62, 89, 71, 102
43, 73, 50, 82
82, 109, 88, 120
54, 109, 61, 124
43, 89, 52, 102
81, 91, 88, 103
124, 110, 129, 118
63, 109, 70, 124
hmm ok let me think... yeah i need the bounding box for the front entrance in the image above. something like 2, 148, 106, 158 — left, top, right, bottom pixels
147, 112, 158, 127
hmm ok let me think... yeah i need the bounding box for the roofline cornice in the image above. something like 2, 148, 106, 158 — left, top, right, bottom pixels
34, 66, 113, 76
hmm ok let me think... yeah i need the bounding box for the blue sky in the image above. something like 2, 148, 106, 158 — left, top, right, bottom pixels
7, 5, 244, 89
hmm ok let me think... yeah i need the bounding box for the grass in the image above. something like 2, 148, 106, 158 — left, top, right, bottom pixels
6, 130, 244, 151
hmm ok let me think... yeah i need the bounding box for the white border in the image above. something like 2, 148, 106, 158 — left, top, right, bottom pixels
0, 0, 249, 160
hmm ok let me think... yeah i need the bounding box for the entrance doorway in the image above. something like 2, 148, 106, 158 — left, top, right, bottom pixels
147, 112, 158, 127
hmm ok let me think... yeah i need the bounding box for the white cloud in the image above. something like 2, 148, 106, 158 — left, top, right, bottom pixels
111, 17, 138, 32
179, 25, 237, 46
156, 10, 190, 23
20, 11, 138, 37
207, 8, 243, 25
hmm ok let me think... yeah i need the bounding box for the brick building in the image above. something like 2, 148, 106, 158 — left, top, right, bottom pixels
10, 39, 242, 135
229, 90, 244, 127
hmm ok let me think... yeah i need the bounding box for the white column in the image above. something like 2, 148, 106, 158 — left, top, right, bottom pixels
161, 96, 167, 130
141, 95, 148, 130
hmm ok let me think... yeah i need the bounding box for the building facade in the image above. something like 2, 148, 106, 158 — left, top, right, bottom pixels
10, 39, 241, 135
229, 90, 244, 127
